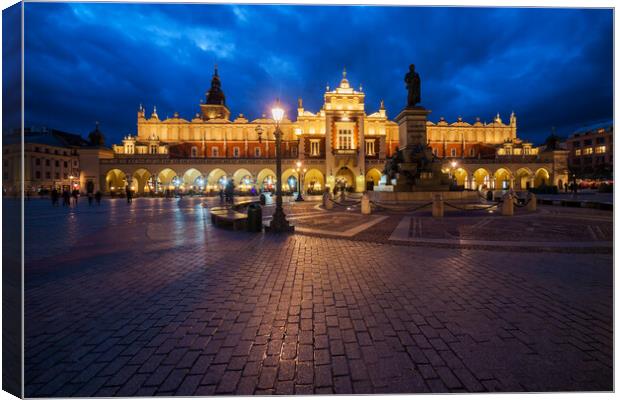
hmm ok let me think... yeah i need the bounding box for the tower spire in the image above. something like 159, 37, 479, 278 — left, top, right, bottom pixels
342, 66, 347, 79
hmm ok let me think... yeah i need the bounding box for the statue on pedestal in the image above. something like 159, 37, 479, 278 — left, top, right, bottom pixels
405, 64, 421, 107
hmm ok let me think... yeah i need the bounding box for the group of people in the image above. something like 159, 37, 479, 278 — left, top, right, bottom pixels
50, 187, 102, 207
219, 179, 236, 204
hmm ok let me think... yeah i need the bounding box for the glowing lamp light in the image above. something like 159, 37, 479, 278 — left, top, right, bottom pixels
451, 161, 457, 168
271, 100, 285, 123
296, 161, 302, 168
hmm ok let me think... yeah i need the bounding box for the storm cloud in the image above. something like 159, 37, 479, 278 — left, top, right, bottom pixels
20, 3, 613, 145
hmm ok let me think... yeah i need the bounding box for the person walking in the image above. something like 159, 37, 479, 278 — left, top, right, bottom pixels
126, 184, 133, 204
71, 189, 79, 206
62, 189, 70, 206
86, 181, 94, 206
51, 188, 59, 206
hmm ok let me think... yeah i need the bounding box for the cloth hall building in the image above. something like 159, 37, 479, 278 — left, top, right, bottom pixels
91, 68, 567, 195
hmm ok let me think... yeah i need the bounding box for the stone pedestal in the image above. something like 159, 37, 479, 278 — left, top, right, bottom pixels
361, 193, 371, 215
391, 106, 450, 192
527, 193, 537, 211
323, 192, 333, 210
432, 194, 444, 217
502, 194, 514, 216
395, 107, 431, 151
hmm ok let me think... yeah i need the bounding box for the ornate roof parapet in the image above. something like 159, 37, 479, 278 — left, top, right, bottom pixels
137, 103, 145, 119
149, 106, 159, 121
233, 113, 249, 123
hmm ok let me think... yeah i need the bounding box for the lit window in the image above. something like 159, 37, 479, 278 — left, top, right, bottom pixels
254, 147, 261, 157
575, 149, 581, 156
337, 129, 353, 149
211, 147, 219, 157
584, 147, 593, 155
450, 148, 456, 157
233, 147, 240, 157
310, 140, 320, 156
365, 141, 375, 156
595, 145, 606, 154
150, 145, 158, 154
433, 148, 438, 156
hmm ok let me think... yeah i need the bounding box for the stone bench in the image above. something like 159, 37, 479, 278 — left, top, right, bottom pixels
210, 207, 248, 231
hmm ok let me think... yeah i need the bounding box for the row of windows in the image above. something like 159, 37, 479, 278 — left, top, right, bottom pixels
32, 171, 75, 180
30, 147, 71, 156
34, 158, 78, 168
572, 136, 609, 148
572, 156, 611, 164
432, 148, 477, 157
574, 146, 607, 156
189, 146, 298, 158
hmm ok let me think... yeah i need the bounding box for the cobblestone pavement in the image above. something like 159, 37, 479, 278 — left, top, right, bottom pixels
24, 197, 613, 396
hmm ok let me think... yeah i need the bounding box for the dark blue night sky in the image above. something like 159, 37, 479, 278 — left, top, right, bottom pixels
16, 3, 613, 145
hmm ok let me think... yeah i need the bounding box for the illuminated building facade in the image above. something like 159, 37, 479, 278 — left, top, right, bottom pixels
96, 67, 567, 194
566, 124, 613, 178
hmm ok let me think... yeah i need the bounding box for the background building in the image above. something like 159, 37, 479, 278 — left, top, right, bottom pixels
2, 126, 112, 195
96, 68, 567, 195
566, 123, 613, 179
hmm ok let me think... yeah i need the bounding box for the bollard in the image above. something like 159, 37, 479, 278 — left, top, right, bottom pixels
502, 193, 514, 216
323, 191, 334, 210
361, 193, 371, 215
432, 193, 444, 217
527, 193, 537, 211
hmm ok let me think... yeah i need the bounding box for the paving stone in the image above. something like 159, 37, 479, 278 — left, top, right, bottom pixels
295, 362, 314, 385
23, 199, 613, 395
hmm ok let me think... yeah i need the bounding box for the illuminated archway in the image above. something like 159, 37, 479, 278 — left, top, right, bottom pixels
515, 168, 533, 190
257, 168, 277, 191
493, 168, 513, 190
335, 167, 355, 188
105, 169, 127, 193
182, 168, 203, 192
232, 168, 253, 185
472, 168, 491, 190
206, 168, 228, 191
232, 168, 254, 192
304, 169, 325, 193
453, 168, 468, 187
365, 168, 382, 186
157, 168, 178, 187
282, 168, 297, 192
132, 168, 152, 194
534, 168, 551, 187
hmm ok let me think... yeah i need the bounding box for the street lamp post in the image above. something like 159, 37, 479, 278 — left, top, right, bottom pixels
295, 160, 307, 201
449, 160, 458, 186
258, 100, 294, 233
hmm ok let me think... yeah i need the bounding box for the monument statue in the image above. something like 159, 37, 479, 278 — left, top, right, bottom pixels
405, 64, 421, 107
376, 63, 450, 192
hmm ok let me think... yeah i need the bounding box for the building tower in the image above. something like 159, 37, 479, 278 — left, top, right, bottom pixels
200, 65, 231, 121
